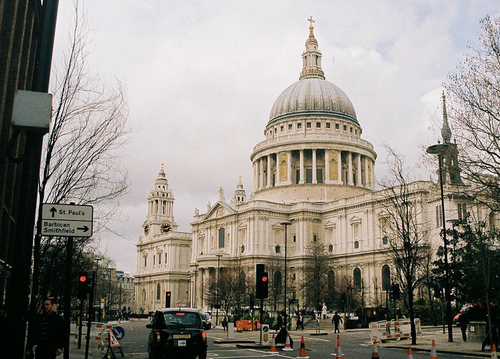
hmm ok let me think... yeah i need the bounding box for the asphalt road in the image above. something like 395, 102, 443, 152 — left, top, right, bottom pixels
106, 319, 484, 359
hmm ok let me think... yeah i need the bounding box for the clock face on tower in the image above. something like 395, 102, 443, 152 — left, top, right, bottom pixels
161, 222, 172, 233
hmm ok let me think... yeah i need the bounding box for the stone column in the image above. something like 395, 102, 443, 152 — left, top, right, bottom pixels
364, 157, 370, 188
287, 151, 292, 185
338, 151, 342, 184
299, 150, 305, 184
348, 152, 354, 185
325, 150, 330, 183
267, 155, 272, 188
312, 149, 317, 184
259, 158, 264, 190
357, 154, 362, 187
276, 153, 280, 186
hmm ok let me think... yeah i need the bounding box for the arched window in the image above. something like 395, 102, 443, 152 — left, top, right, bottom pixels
328, 244, 333, 252
218, 228, 225, 248
353, 268, 362, 291
156, 283, 161, 300
382, 265, 391, 291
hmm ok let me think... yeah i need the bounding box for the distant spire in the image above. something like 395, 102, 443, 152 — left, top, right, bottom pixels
441, 91, 452, 144
233, 176, 246, 203
299, 16, 325, 80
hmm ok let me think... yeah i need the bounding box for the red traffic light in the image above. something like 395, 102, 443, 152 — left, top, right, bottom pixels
167, 292, 171, 296
261, 276, 268, 282
79, 275, 87, 282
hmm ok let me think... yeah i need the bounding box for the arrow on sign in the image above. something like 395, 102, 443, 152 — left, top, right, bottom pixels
77, 226, 89, 232
50, 207, 57, 217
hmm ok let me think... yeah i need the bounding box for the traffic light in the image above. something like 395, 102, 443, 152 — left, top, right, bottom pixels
391, 283, 400, 300
256, 264, 268, 299
77, 272, 90, 300
340, 293, 346, 304
165, 291, 171, 308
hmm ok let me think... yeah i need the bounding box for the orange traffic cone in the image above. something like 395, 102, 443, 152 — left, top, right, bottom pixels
371, 339, 379, 358
336, 339, 344, 358
408, 347, 413, 359
492, 344, 498, 359
430, 340, 437, 359
283, 332, 293, 351
297, 336, 309, 358
269, 334, 277, 354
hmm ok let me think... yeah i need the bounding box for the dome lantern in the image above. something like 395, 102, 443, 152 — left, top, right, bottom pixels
299, 16, 325, 80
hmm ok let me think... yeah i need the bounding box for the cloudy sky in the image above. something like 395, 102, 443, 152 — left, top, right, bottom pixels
52, 0, 499, 274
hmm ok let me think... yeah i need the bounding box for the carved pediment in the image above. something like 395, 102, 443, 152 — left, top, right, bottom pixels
203, 201, 236, 221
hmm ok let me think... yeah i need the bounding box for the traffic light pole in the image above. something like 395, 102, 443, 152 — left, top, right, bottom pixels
64, 236, 73, 359
78, 299, 84, 349
260, 297, 264, 344
85, 271, 96, 359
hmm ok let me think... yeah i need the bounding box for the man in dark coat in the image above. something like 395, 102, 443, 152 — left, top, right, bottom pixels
332, 312, 343, 333
458, 311, 469, 342
25, 298, 65, 359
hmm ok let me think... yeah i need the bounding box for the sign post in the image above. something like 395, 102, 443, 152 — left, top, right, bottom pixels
41, 203, 93, 359
41, 203, 93, 237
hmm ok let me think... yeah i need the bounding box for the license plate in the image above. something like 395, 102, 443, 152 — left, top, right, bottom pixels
177, 340, 186, 347
173, 334, 191, 339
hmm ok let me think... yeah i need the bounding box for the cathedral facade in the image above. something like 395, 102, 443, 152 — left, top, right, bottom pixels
135, 21, 493, 315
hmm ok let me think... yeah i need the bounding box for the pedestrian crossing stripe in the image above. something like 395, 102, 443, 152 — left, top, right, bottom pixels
109, 328, 121, 347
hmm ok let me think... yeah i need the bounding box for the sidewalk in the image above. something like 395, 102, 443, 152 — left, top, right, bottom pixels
382, 325, 494, 358
68, 322, 117, 359
215, 324, 496, 358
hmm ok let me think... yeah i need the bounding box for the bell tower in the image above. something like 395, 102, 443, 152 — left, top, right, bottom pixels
142, 164, 178, 237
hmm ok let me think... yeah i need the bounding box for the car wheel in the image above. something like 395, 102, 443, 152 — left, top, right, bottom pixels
198, 351, 207, 359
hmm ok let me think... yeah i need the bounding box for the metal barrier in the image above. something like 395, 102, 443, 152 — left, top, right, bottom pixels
82, 322, 113, 350
369, 319, 420, 342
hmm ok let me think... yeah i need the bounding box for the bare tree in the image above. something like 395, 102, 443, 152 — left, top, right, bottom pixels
31, 0, 129, 310
446, 16, 500, 210
302, 240, 331, 308
379, 146, 431, 345
266, 255, 284, 312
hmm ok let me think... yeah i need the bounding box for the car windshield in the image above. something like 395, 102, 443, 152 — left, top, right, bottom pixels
163, 312, 201, 327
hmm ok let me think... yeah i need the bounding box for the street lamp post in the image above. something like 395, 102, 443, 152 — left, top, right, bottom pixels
107, 267, 114, 321
280, 221, 292, 330
216, 254, 222, 327
187, 272, 192, 304
93, 257, 102, 321
427, 143, 453, 342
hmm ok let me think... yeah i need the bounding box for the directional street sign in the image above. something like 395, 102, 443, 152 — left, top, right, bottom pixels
41, 203, 93, 237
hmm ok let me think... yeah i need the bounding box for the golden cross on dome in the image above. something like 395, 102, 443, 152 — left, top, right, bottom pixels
308, 16, 315, 35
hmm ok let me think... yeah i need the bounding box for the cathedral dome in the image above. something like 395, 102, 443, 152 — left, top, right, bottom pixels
267, 18, 357, 127
268, 78, 357, 125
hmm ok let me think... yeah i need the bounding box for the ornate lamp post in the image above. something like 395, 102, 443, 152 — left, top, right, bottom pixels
280, 221, 292, 330
427, 143, 453, 342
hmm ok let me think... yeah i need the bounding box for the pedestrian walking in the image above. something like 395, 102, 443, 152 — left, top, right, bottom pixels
25, 297, 65, 359
332, 311, 343, 333
276, 314, 283, 330
222, 316, 227, 331
322, 303, 327, 320
296, 312, 304, 330
458, 311, 469, 342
